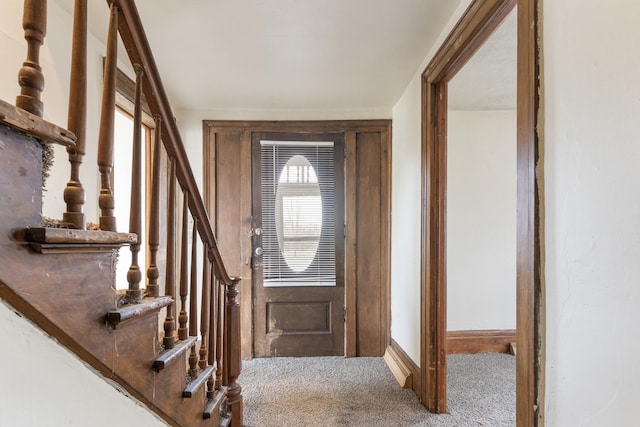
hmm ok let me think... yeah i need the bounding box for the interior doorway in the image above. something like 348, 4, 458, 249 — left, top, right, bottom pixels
421, 0, 541, 425
251, 132, 346, 357
202, 120, 392, 359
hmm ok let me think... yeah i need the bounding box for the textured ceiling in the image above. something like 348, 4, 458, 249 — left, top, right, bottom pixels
448, 10, 517, 111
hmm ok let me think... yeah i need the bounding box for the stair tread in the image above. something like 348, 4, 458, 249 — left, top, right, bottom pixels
203, 386, 228, 420
183, 365, 215, 398
106, 296, 173, 328
152, 336, 196, 372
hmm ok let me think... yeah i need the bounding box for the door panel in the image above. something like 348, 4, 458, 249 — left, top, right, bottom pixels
252, 132, 345, 357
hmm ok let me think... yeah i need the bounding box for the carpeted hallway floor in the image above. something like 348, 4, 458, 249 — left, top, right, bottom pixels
241, 353, 515, 426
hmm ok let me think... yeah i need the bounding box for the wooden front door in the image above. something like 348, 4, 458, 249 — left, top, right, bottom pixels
251, 132, 345, 357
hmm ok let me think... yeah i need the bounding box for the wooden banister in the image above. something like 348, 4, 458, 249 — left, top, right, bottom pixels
107, 0, 235, 285
9, 1, 243, 423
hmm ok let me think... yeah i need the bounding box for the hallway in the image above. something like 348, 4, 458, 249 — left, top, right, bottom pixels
242, 354, 515, 426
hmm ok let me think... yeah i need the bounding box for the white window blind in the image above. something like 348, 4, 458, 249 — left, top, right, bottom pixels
260, 141, 336, 287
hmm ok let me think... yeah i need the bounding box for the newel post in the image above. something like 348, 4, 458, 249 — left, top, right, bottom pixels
224, 278, 243, 427
16, 0, 47, 117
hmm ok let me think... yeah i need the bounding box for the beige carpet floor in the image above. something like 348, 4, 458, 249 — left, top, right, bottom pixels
241, 353, 515, 426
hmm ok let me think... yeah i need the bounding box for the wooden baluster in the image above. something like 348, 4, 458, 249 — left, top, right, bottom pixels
163, 158, 177, 350
199, 252, 210, 370
146, 115, 162, 298
16, 0, 46, 117
178, 191, 189, 341
215, 277, 224, 390
187, 218, 199, 378
189, 218, 199, 336
206, 265, 216, 398
224, 279, 243, 427
63, 0, 87, 229
126, 65, 144, 304
97, 4, 118, 231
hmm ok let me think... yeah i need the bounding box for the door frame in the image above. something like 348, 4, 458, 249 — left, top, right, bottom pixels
203, 120, 392, 359
420, 0, 541, 425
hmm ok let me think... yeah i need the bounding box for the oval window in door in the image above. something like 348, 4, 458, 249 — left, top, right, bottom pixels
275, 155, 322, 272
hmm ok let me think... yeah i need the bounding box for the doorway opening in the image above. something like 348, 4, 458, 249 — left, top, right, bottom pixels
421, 0, 541, 425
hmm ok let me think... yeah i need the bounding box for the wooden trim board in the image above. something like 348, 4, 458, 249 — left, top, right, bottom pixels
447, 329, 517, 354
202, 120, 392, 358
384, 340, 421, 397
420, 0, 541, 425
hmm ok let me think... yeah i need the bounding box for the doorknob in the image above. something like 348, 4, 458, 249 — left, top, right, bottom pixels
254, 247, 263, 256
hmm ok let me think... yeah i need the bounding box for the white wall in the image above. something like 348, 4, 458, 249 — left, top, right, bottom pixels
543, 0, 640, 425
447, 110, 516, 331
390, 0, 473, 366
392, 0, 640, 424
0, 302, 165, 427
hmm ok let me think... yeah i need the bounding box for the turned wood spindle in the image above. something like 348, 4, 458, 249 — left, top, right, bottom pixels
178, 191, 189, 341
208, 271, 218, 394
16, 0, 47, 117
63, 0, 87, 229
162, 158, 177, 350
97, 4, 119, 231
215, 277, 224, 390
189, 218, 199, 336
126, 65, 144, 304
146, 115, 162, 298
199, 254, 210, 370
187, 218, 199, 378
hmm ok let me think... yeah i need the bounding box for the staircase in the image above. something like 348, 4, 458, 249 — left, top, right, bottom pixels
0, 1, 242, 426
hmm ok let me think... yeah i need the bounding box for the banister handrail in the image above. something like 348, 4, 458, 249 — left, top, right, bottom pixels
107, 0, 235, 286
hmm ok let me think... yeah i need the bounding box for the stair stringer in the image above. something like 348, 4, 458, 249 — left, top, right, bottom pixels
0, 124, 222, 425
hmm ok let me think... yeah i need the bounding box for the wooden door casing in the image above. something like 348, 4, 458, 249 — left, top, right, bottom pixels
203, 120, 391, 359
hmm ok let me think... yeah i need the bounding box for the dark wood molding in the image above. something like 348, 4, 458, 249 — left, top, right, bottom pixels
516, 0, 542, 425
203, 120, 392, 358
447, 329, 517, 354
421, 0, 540, 425
423, 0, 517, 84
344, 131, 358, 357
203, 119, 392, 134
